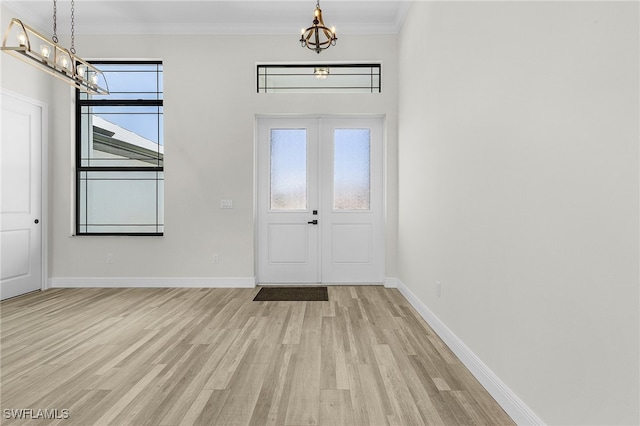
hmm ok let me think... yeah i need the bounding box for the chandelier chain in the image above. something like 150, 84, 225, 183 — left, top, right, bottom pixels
70, 0, 76, 54
52, 0, 58, 43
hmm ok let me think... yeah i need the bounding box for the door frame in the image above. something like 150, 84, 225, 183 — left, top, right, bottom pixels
254, 114, 386, 285
1, 89, 49, 296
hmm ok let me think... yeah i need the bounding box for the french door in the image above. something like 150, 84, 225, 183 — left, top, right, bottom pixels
1, 91, 43, 300
257, 116, 384, 284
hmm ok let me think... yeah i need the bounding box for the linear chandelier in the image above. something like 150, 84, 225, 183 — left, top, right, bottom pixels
1, 0, 109, 95
300, 0, 337, 54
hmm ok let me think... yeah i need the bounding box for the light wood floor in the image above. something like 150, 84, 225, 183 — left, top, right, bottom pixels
0, 286, 514, 425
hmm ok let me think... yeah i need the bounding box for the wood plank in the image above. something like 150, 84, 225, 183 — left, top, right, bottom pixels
192, 390, 230, 426
353, 363, 394, 425
204, 316, 263, 390
345, 364, 373, 426
373, 344, 425, 425
284, 328, 321, 425
212, 363, 269, 425
248, 343, 293, 426
94, 363, 166, 425
302, 300, 323, 330
282, 301, 306, 345
178, 389, 214, 426
320, 316, 337, 390
319, 389, 355, 425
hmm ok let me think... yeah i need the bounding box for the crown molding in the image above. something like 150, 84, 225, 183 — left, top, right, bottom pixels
2, 1, 411, 36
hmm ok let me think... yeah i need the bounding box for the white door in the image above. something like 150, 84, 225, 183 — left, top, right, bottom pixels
0, 92, 43, 300
257, 118, 320, 283
319, 117, 384, 283
257, 116, 384, 284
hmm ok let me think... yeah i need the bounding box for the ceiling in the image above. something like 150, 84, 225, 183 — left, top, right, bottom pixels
2, 1, 411, 36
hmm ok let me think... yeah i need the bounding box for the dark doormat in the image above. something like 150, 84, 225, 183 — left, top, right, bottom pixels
253, 286, 328, 301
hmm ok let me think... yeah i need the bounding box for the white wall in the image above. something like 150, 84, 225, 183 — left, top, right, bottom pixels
0, 16, 398, 282
398, 2, 639, 425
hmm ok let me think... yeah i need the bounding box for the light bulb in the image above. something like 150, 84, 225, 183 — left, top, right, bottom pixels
59, 56, 69, 69
90, 74, 99, 85
314, 67, 329, 79
40, 45, 50, 59
77, 65, 86, 78
17, 32, 27, 46
331, 26, 336, 34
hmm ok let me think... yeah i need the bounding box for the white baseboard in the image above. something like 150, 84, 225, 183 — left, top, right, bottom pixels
50, 277, 256, 289
395, 279, 545, 426
49, 278, 398, 289
384, 277, 400, 288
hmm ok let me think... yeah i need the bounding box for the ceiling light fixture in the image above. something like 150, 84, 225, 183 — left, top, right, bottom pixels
300, 0, 337, 54
1, 0, 109, 94
314, 67, 329, 79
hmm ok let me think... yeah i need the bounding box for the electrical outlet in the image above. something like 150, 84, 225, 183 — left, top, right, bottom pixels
436, 281, 441, 298
220, 199, 233, 209
107, 254, 114, 264
212, 254, 219, 264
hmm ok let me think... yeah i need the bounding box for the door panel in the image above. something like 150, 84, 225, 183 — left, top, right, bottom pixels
0, 230, 31, 280
257, 116, 383, 284
268, 224, 310, 263
1, 109, 31, 213
1, 92, 43, 300
331, 224, 372, 264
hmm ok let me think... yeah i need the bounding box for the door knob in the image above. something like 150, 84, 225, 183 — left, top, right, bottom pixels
34, 219, 39, 224
307, 220, 318, 225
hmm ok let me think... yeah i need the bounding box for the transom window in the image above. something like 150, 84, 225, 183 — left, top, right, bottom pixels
257, 63, 381, 93
75, 61, 164, 235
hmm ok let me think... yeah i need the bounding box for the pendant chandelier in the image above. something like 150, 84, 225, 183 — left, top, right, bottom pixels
1, 0, 109, 95
300, 0, 337, 54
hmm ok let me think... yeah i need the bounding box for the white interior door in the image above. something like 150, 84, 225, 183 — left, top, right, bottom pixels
0, 92, 43, 300
257, 116, 384, 284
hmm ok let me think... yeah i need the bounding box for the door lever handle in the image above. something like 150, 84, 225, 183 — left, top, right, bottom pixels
307, 220, 318, 225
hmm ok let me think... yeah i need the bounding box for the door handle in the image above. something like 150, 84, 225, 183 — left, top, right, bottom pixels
307, 220, 318, 225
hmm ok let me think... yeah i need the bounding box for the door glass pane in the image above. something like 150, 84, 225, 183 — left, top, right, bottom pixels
334, 129, 370, 210
270, 129, 307, 210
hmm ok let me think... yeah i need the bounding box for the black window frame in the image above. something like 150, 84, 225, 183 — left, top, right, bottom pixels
75, 59, 164, 236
